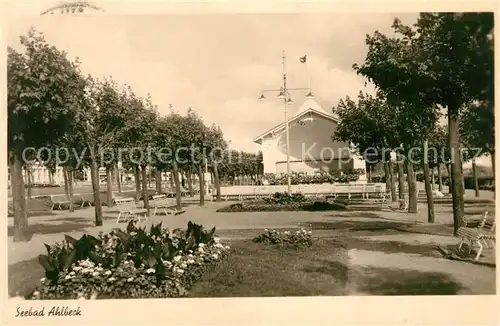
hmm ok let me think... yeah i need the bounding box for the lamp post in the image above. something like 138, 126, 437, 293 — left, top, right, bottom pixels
259, 50, 314, 194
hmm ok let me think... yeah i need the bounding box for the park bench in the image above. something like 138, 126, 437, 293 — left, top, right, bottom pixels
50, 195, 71, 210
76, 194, 92, 208
149, 194, 184, 216
114, 197, 148, 224
457, 211, 495, 260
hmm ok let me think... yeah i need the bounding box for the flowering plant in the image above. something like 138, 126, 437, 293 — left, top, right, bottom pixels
253, 228, 313, 247
29, 221, 230, 299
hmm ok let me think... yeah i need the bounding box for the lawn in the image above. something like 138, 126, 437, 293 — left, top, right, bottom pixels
188, 237, 467, 297
8, 231, 493, 298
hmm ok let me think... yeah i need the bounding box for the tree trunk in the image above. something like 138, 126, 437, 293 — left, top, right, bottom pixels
388, 161, 397, 202
430, 166, 435, 191
169, 171, 174, 189
461, 163, 465, 197
89, 156, 103, 226
406, 160, 418, 214
141, 166, 151, 217
491, 150, 495, 182
12, 151, 29, 241
446, 163, 452, 194
397, 160, 405, 200
67, 168, 75, 212
172, 160, 182, 210
155, 170, 162, 193
63, 167, 69, 197
448, 111, 465, 235
383, 162, 391, 198
148, 168, 153, 189
187, 171, 194, 197
48, 171, 54, 185
106, 167, 113, 207
472, 158, 480, 197
134, 165, 141, 202
26, 165, 32, 199
198, 166, 205, 206
115, 163, 122, 194
437, 163, 443, 192
213, 162, 221, 201
422, 141, 435, 223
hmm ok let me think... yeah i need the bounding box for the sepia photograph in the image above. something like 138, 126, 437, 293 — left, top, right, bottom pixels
1, 0, 497, 324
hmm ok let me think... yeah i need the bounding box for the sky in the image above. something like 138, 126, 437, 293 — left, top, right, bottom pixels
4, 2, 425, 154
4, 2, 490, 168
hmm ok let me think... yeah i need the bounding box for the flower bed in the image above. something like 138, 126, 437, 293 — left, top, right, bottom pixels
263, 170, 364, 185
28, 221, 230, 299
216, 193, 347, 213
253, 228, 313, 247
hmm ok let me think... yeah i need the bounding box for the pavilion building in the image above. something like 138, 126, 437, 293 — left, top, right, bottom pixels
253, 99, 367, 180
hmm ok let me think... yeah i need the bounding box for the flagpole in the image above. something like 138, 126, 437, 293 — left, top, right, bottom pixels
306, 58, 311, 92
282, 49, 292, 194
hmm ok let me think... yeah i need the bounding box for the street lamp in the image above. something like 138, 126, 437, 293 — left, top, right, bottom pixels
259, 50, 314, 194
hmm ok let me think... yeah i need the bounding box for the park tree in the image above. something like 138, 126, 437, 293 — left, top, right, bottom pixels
460, 101, 495, 196
205, 123, 227, 201
428, 125, 449, 192
8, 29, 82, 241
119, 90, 159, 217
333, 92, 399, 202
353, 13, 493, 234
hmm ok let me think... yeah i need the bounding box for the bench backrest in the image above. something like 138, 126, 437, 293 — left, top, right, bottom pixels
115, 197, 136, 206
51, 195, 70, 202
478, 212, 495, 231
152, 194, 167, 200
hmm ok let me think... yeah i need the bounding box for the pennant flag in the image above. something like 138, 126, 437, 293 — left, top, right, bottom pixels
299, 55, 307, 63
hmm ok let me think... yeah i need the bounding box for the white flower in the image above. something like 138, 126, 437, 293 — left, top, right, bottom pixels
176, 268, 184, 274
40, 277, 46, 283
104, 270, 112, 276
127, 277, 134, 282
64, 275, 72, 280
188, 250, 193, 254
198, 243, 206, 248
92, 272, 99, 277
212, 254, 219, 259
284, 231, 290, 235
188, 254, 194, 258
32, 291, 40, 297
180, 262, 187, 269
146, 268, 155, 274
69, 271, 76, 276
130, 231, 137, 236
308, 231, 312, 235
264, 229, 268, 232
214, 237, 220, 243
187, 259, 195, 265
108, 277, 116, 282
173, 256, 182, 262
224, 245, 230, 250
198, 247, 205, 254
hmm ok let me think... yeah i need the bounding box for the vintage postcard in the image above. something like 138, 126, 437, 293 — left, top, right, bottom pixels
1, 0, 498, 325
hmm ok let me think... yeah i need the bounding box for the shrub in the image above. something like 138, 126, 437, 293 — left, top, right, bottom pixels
263, 192, 306, 205
253, 228, 313, 247
26, 183, 61, 188
263, 172, 361, 185
28, 221, 230, 300
217, 197, 348, 213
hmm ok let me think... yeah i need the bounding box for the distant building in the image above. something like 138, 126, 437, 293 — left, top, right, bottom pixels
253, 99, 366, 179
